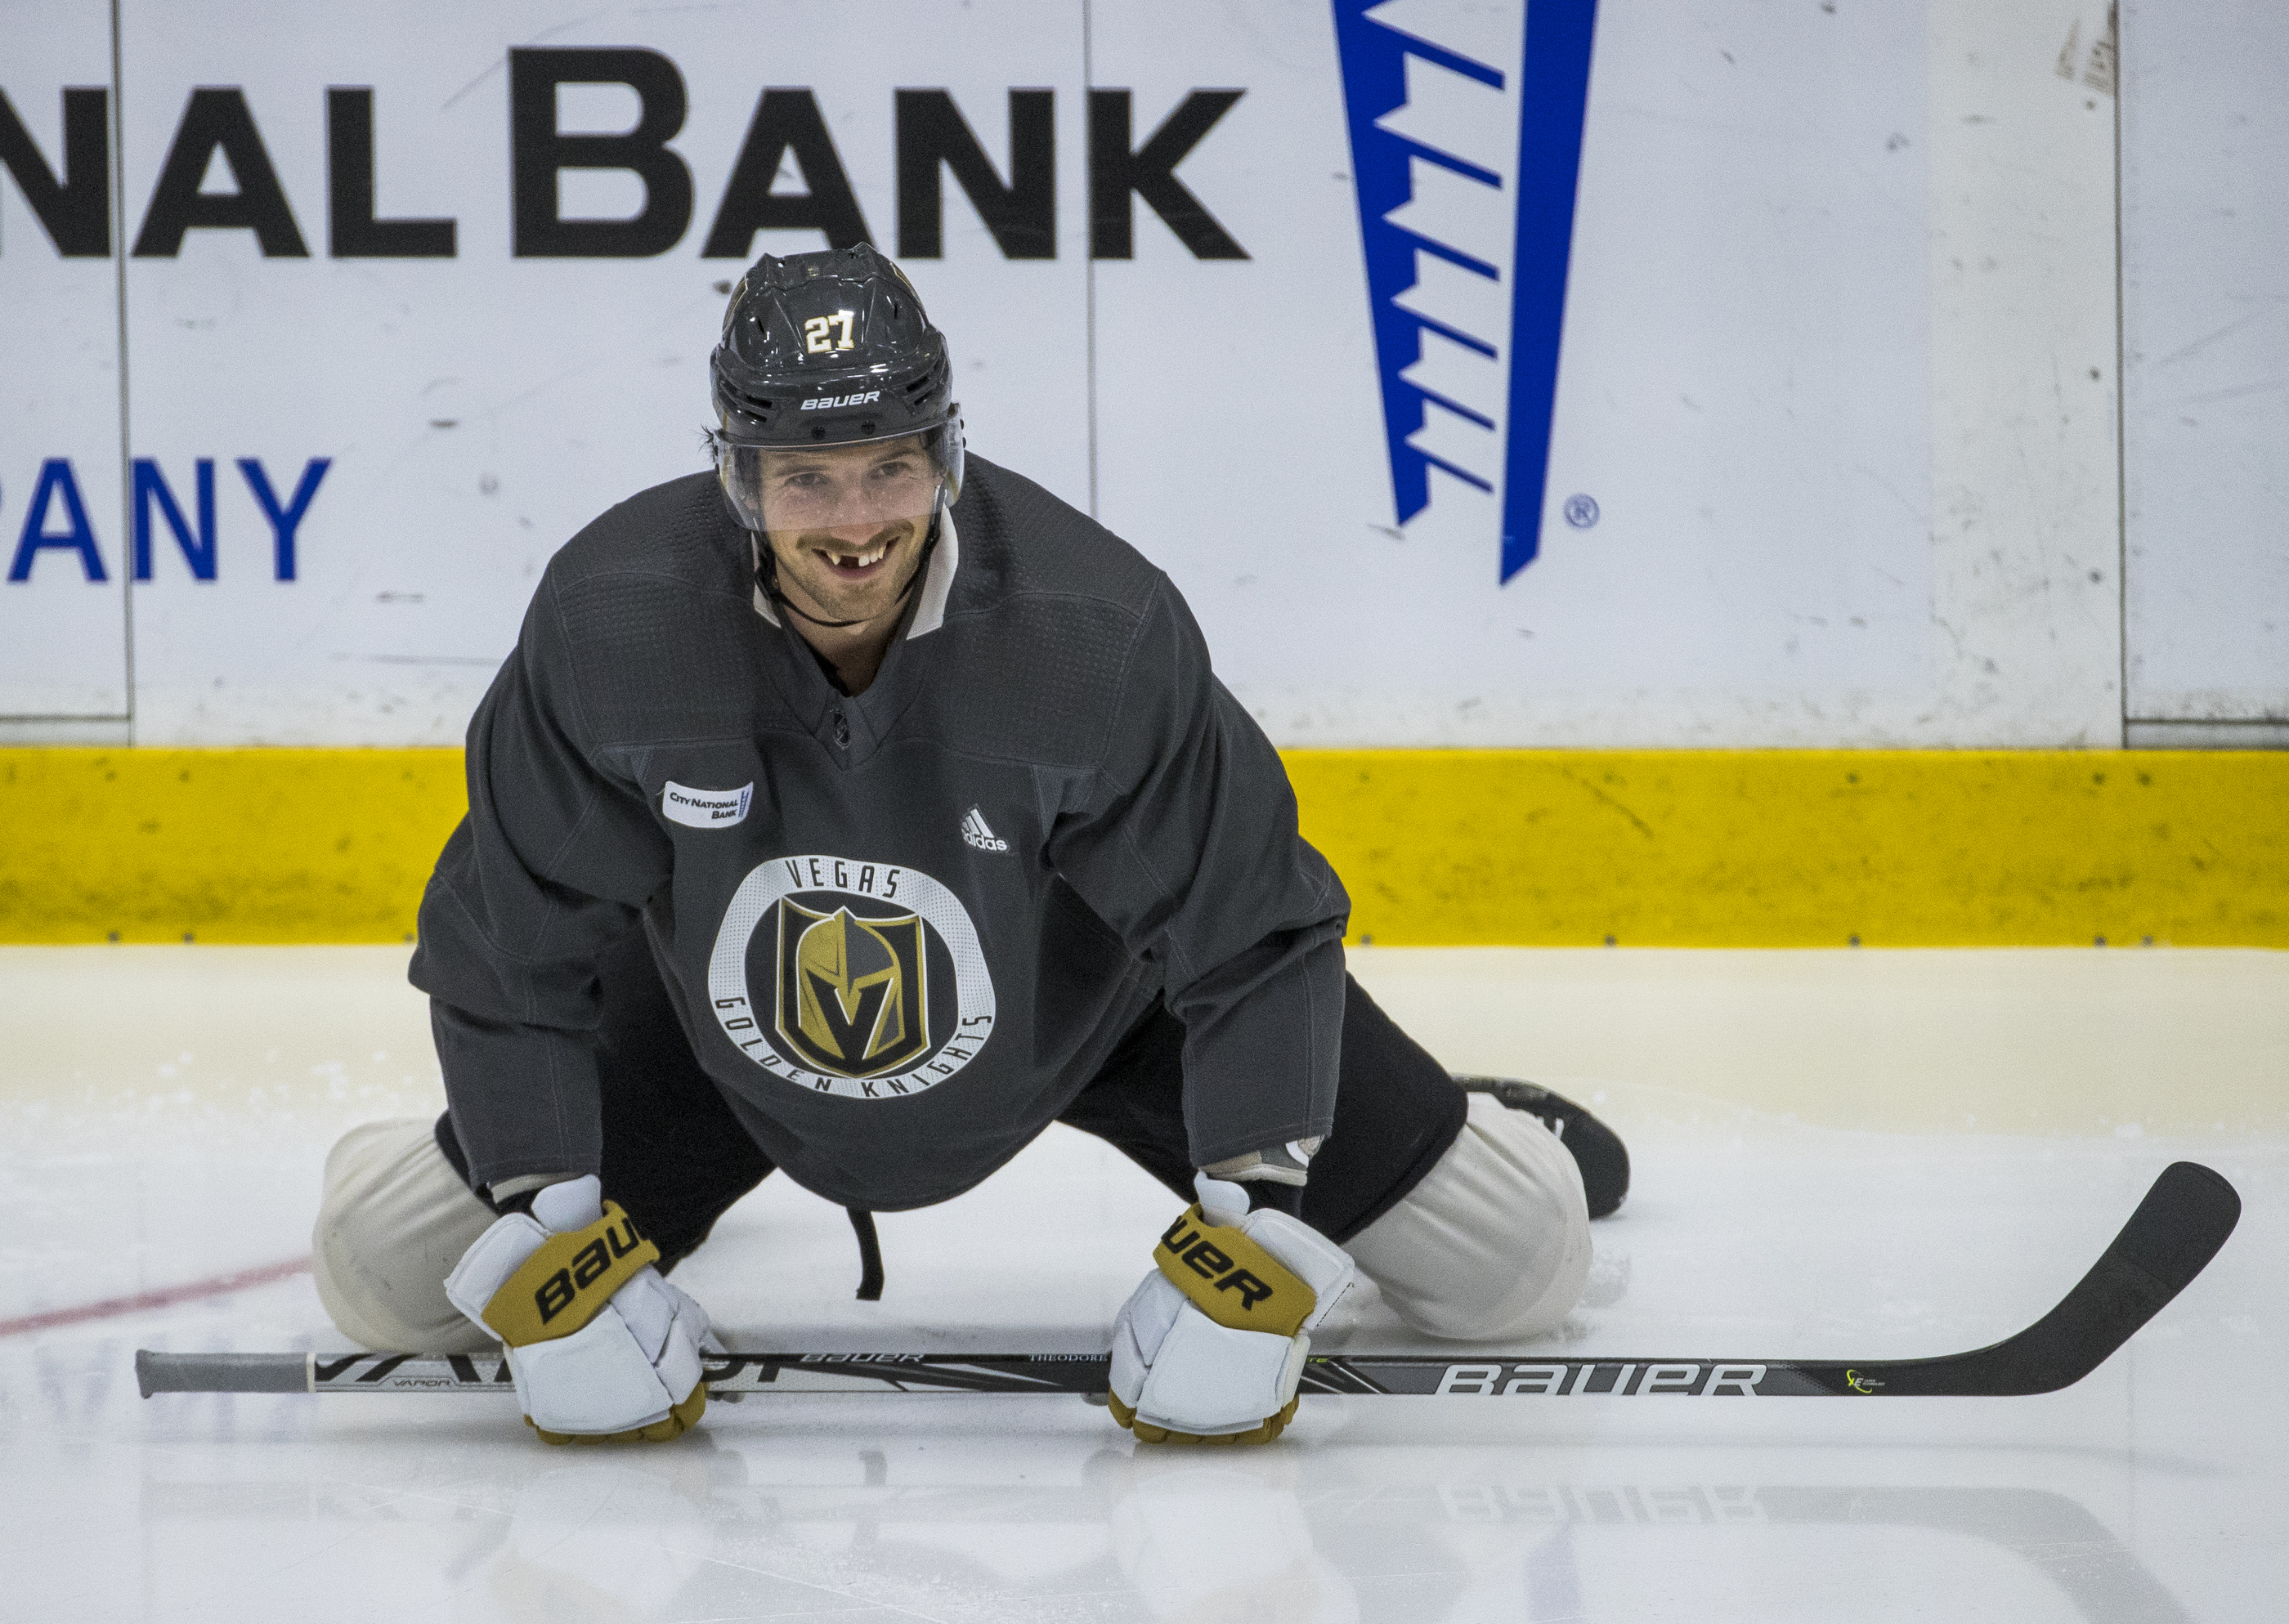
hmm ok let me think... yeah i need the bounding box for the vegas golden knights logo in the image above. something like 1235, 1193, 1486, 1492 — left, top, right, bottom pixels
710, 853, 996, 1101
776, 901, 928, 1077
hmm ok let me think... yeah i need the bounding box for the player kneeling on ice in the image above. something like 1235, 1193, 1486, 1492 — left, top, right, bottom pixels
311, 245, 1628, 1446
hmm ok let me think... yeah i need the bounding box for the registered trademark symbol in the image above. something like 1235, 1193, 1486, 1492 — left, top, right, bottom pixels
1563, 494, 1600, 529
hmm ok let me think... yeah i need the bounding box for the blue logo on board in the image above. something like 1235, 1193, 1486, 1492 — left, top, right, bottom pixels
1332, 0, 1600, 582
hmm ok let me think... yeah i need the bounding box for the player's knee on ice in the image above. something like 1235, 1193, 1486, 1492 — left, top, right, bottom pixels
312, 1118, 499, 1353
1343, 1095, 1592, 1341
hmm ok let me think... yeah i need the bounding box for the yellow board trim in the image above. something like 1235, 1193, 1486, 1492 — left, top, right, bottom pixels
0, 747, 467, 944
0, 747, 2282, 946
1286, 749, 2287, 948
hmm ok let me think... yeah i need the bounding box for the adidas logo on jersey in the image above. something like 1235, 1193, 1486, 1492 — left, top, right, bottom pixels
960, 807, 1009, 853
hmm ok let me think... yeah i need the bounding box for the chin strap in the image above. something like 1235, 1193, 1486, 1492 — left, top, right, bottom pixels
754, 504, 944, 631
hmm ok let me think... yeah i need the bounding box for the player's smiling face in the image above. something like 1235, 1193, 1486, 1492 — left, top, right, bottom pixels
757, 436, 938, 625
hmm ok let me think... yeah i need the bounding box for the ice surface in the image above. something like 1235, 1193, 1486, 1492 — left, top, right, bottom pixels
1, 944, 2282, 1622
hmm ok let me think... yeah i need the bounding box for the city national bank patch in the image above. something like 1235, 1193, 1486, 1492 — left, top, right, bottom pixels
707, 854, 996, 1099
662, 781, 753, 829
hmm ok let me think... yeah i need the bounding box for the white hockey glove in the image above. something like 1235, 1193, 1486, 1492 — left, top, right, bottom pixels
443, 1175, 711, 1444
1109, 1173, 1355, 1445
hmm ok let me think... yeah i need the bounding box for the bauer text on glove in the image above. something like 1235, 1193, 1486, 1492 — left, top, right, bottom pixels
442, 1175, 711, 1443
1108, 1172, 1354, 1444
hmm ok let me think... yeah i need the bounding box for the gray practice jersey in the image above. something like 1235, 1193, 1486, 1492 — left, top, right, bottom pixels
411, 457, 1349, 1212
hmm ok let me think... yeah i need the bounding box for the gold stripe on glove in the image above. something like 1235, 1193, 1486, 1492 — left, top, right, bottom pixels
1153, 1205, 1316, 1338
1109, 1389, 1301, 1446
529, 1385, 708, 1446
481, 1201, 661, 1346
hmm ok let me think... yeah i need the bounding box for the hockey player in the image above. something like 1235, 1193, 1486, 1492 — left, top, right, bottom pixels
311, 244, 1627, 1447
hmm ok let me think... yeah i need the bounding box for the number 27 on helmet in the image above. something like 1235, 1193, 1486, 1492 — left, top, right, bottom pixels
708, 244, 964, 537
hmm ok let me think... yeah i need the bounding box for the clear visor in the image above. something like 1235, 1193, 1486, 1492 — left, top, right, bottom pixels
714, 432, 945, 539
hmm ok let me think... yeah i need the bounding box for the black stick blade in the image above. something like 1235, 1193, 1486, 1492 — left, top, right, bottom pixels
1849, 1161, 2241, 1397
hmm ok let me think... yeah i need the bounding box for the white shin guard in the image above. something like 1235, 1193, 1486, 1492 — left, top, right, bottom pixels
1343, 1094, 1592, 1341
312, 1119, 502, 1353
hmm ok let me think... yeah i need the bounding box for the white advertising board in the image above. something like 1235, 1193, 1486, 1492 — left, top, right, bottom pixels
0, 0, 128, 722
0, 0, 2123, 747
2121, 0, 2289, 727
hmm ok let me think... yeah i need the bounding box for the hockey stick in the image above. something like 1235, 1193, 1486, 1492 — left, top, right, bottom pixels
136, 1160, 2237, 1402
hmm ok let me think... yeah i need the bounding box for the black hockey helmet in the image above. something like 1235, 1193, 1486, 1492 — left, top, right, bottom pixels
709, 244, 963, 532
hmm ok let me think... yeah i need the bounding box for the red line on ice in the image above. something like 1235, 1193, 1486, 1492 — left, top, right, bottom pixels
0, 1257, 312, 1338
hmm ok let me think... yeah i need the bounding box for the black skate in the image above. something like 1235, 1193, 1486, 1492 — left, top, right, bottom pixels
1454, 1076, 1631, 1219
